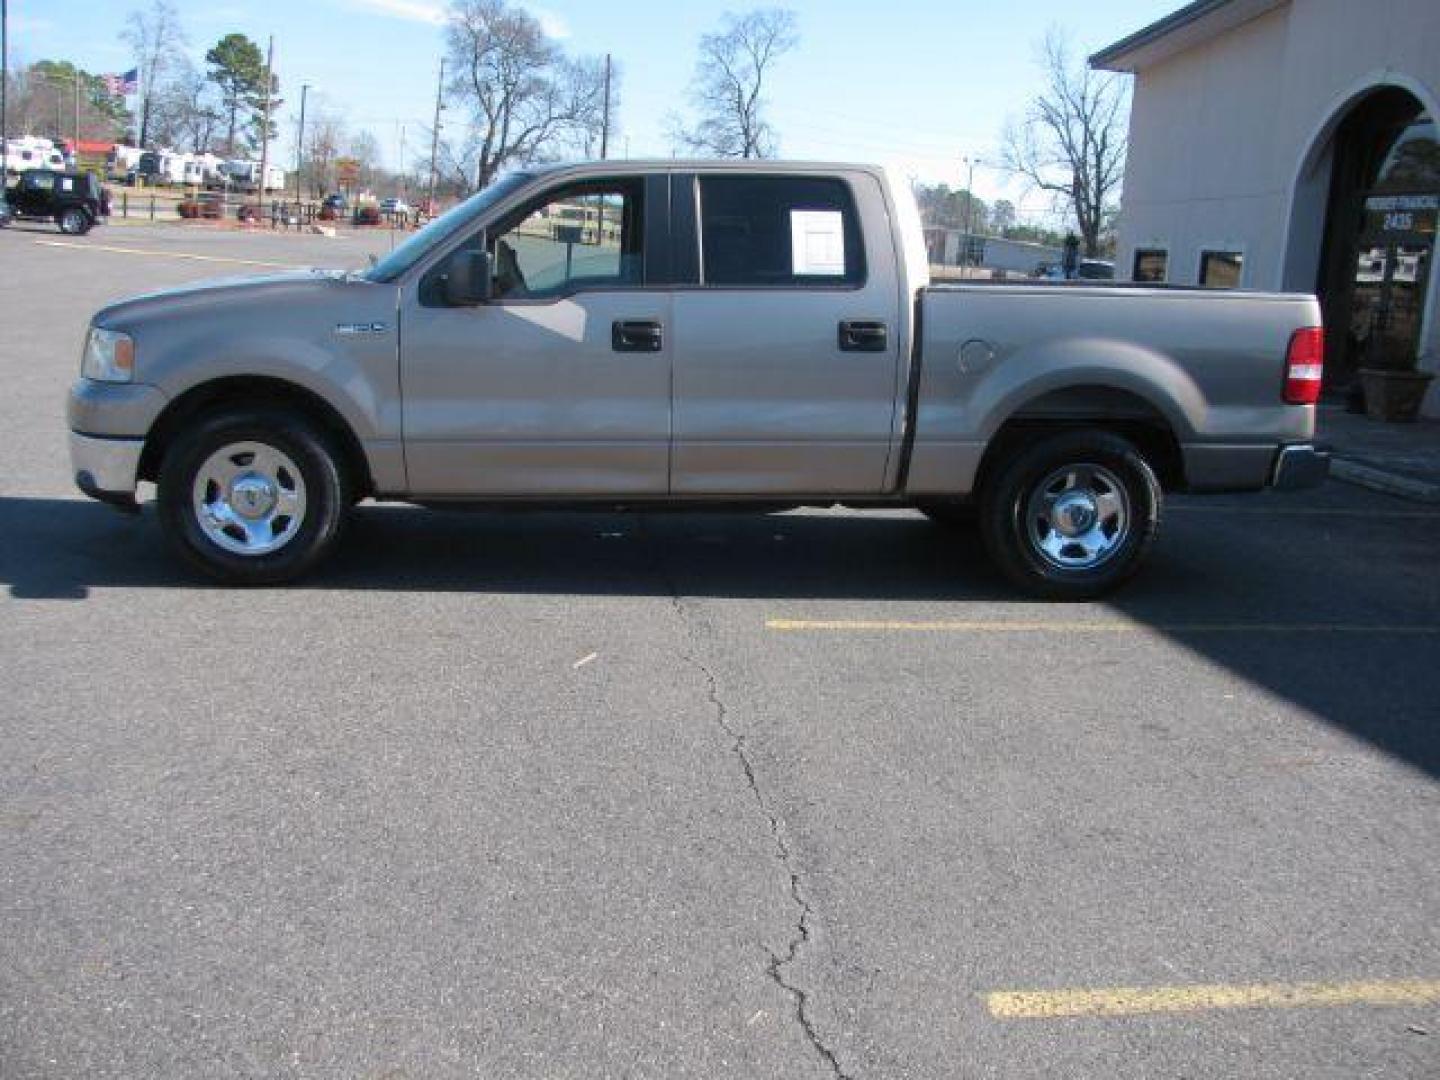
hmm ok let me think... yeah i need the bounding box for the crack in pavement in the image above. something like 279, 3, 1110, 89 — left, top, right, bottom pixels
636, 516, 852, 1079
683, 629, 852, 1080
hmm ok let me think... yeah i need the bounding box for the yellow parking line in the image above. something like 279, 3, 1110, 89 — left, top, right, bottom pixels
765, 619, 1440, 634
987, 978, 1440, 1019
33, 239, 302, 269
1168, 505, 1440, 519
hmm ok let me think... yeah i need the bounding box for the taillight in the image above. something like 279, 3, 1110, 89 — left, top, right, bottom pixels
1283, 327, 1324, 405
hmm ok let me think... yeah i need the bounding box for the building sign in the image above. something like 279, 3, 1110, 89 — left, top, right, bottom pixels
1363, 194, 1438, 238
336, 157, 361, 186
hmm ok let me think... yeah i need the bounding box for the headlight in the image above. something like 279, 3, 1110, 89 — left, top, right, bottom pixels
82, 327, 135, 383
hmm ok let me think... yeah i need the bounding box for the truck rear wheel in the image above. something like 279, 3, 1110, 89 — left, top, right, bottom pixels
978, 429, 1161, 600
157, 409, 348, 585
58, 208, 93, 235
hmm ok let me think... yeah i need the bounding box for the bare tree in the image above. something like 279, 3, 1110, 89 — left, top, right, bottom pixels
676, 8, 797, 158
347, 129, 383, 190
444, 0, 607, 192
305, 109, 348, 197
149, 60, 222, 152
1002, 30, 1128, 257
122, 0, 186, 147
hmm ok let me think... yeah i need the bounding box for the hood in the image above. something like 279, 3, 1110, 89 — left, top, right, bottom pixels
92, 268, 377, 331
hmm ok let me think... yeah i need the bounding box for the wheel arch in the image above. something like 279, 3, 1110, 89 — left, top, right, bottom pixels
138, 375, 373, 495
974, 384, 1187, 495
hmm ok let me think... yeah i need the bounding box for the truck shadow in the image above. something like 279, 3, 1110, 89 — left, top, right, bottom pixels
3, 494, 1437, 779
0, 497, 1008, 602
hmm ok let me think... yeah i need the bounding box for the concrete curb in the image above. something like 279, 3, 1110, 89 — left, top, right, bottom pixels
1331, 457, 1440, 504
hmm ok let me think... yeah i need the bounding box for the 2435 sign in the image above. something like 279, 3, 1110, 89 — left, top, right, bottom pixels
1365, 194, 1438, 237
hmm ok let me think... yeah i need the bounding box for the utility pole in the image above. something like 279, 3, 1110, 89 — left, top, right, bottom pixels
961, 155, 979, 267
1, 0, 7, 191
256, 34, 274, 207
426, 57, 444, 212
600, 53, 610, 160
294, 82, 308, 203
397, 121, 406, 198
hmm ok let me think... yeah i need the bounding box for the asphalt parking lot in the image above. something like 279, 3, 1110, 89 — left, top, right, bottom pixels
1, 222, 1438, 1079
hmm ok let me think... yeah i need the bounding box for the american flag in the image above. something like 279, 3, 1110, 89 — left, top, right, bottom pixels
102, 69, 139, 97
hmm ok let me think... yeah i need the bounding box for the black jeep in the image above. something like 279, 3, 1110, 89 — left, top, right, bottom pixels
1, 169, 111, 235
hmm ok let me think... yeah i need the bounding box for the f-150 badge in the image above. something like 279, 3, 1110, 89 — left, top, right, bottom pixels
334, 322, 389, 335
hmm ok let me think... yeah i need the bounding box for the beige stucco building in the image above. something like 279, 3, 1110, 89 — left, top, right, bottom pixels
1093, 0, 1440, 413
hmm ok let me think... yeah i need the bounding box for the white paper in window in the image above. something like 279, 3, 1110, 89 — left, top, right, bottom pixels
790, 210, 846, 276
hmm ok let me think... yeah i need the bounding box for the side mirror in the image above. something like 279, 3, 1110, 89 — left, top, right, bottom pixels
445, 244, 492, 306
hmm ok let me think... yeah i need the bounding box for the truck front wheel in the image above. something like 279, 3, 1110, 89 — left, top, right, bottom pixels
979, 429, 1161, 600
157, 409, 348, 585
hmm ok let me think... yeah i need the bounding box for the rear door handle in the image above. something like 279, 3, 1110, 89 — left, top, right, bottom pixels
612, 319, 663, 352
839, 319, 889, 352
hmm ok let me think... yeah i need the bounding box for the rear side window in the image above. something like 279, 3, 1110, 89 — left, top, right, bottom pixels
698, 175, 865, 287
1199, 250, 1244, 288
1133, 248, 1168, 283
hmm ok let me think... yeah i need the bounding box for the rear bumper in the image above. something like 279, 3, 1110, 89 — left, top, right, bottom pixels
69, 431, 143, 511
1270, 443, 1331, 491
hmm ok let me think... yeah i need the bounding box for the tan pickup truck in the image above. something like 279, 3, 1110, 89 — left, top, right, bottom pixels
68, 160, 1328, 598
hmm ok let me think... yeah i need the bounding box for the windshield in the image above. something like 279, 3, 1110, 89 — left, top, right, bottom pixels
363, 172, 534, 283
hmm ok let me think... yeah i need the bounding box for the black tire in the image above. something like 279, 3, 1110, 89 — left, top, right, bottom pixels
157, 408, 348, 585
978, 429, 1161, 600
57, 207, 92, 235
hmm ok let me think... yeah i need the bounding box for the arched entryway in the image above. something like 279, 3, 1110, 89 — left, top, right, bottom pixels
1294, 86, 1440, 395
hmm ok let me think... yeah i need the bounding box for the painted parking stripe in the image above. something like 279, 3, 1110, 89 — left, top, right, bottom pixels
33, 239, 303, 269
1167, 504, 1440, 519
766, 619, 1440, 634
987, 978, 1440, 1019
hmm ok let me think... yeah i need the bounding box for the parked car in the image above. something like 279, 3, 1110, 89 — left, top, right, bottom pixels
1076, 259, 1117, 280
67, 160, 1329, 596
379, 197, 411, 215
5, 169, 110, 234
322, 193, 349, 214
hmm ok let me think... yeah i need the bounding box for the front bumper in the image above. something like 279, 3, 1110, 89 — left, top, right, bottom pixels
1270, 443, 1331, 491
69, 431, 144, 511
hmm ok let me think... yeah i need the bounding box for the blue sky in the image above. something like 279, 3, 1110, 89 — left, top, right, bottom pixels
11, 0, 1179, 221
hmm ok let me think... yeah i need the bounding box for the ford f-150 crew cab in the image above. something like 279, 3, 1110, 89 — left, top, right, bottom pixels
68, 160, 1330, 598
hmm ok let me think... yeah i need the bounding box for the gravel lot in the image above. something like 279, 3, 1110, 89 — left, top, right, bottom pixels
2, 222, 1438, 1078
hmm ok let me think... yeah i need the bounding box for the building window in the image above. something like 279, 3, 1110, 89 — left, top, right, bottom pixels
1133, 248, 1168, 283
698, 175, 866, 287
1199, 250, 1244, 289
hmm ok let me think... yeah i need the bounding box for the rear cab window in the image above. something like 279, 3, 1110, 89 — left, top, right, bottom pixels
697, 175, 866, 288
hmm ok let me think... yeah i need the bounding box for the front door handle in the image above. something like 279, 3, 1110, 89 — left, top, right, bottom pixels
839, 319, 889, 352
612, 319, 663, 352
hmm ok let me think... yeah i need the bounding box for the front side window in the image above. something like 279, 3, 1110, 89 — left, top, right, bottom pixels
1133, 248, 1168, 283
699, 175, 865, 287
489, 180, 644, 300
1199, 250, 1244, 289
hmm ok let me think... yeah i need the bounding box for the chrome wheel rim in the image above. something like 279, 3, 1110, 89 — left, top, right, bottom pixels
192, 441, 307, 556
1024, 463, 1131, 571
62, 209, 84, 232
